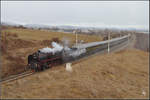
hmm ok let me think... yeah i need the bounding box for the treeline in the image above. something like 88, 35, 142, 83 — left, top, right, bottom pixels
0, 24, 27, 29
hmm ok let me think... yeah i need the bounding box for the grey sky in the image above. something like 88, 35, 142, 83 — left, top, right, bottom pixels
1, 1, 149, 29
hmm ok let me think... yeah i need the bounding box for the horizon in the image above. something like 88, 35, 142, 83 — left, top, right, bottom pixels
1, 1, 149, 31
1, 21, 148, 31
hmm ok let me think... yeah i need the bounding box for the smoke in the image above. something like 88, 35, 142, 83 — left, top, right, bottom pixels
62, 37, 70, 47
40, 40, 86, 58
40, 42, 63, 54
69, 48, 86, 57
61, 37, 71, 51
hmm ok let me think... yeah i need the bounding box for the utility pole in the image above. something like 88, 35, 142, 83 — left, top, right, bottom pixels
108, 32, 110, 53
4, 32, 7, 53
120, 31, 123, 37
75, 30, 78, 47
128, 34, 129, 44
73, 30, 78, 47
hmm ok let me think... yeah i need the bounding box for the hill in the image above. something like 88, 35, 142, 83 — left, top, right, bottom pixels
1, 27, 102, 78
1, 49, 149, 99
1, 26, 149, 99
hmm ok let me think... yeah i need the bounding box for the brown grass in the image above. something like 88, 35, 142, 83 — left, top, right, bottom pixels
1, 49, 149, 99
0, 27, 102, 78
1, 27, 149, 99
2, 28, 102, 44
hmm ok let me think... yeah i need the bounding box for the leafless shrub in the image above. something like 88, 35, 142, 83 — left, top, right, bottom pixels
12, 33, 18, 37
52, 37, 60, 43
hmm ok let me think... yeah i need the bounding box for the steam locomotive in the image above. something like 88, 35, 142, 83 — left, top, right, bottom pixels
27, 47, 84, 72
27, 50, 64, 72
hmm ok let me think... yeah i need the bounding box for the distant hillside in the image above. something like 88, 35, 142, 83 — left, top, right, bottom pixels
1, 21, 148, 34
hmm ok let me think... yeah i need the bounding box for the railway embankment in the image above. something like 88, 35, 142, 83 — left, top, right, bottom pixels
1, 49, 149, 99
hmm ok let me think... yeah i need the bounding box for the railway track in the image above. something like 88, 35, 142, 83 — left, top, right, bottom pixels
0, 34, 132, 84
0, 71, 35, 84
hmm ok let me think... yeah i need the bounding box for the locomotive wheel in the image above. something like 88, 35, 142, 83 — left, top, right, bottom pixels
46, 63, 49, 68
31, 69, 35, 72
40, 66, 45, 71
30, 62, 39, 72
25, 64, 30, 71
42, 63, 49, 70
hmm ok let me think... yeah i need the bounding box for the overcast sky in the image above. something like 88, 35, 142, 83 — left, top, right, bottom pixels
1, 1, 149, 30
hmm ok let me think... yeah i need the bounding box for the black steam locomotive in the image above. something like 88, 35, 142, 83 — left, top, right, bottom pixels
27, 50, 63, 72
27, 47, 85, 72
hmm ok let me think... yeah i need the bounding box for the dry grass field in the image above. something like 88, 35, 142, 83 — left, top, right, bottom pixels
2, 28, 102, 43
1, 49, 149, 99
0, 27, 149, 99
1, 27, 102, 78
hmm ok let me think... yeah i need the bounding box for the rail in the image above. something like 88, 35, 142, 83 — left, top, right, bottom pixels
0, 71, 35, 84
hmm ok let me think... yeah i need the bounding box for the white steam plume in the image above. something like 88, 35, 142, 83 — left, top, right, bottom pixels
61, 37, 71, 51
69, 48, 86, 57
39, 41, 86, 57
40, 42, 63, 54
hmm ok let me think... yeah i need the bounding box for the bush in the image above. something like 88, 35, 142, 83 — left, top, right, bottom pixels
52, 37, 60, 43
12, 33, 18, 37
